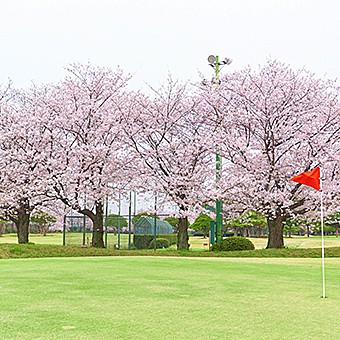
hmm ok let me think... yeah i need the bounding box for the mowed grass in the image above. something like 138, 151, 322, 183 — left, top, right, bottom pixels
1, 233, 340, 260
1, 256, 340, 339
249, 236, 340, 250
1, 233, 340, 250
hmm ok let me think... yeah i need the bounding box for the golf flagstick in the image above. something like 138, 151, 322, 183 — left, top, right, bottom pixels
320, 166, 326, 299
290, 166, 325, 298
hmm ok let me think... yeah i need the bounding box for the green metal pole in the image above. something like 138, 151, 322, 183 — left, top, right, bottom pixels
215, 55, 223, 243
215, 55, 220, 84
128, 192, 132, 250
210, 220, 215, 245
153, 194, 157, 252
133, 192, 137, 217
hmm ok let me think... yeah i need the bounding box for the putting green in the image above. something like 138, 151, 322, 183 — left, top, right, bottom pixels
1, 257, 339, 339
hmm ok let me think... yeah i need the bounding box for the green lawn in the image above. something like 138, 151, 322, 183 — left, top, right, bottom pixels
249, 236, 340, 250
1, 256, 340, 339
0, 233, 133, 249
1, 233, 340, 250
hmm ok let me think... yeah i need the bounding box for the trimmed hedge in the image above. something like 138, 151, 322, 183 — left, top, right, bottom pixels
211, 236, 255, 251
149, 238, 170, 249
134, 234, 177, 249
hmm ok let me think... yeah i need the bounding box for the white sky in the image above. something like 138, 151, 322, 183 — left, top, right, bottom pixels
1, 0, 339, 91
1, 0, 339, 215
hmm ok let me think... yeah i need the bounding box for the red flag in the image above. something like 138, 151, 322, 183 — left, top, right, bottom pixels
290, 166, 320, 191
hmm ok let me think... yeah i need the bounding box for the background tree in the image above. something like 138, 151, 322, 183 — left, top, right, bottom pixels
30, 210, 57, 236
325, 212, 340, 237
106, 214, 127, 231
309, 212, 340, 236
0, 217, 9, 237
190, 213, 212, 238
163, 216, 179, 231
283, 218, 305, 238
230, 211, 266, 237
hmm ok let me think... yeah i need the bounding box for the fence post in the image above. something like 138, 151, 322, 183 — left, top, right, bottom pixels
82, 214, 86, 246
63, 215, 66, 246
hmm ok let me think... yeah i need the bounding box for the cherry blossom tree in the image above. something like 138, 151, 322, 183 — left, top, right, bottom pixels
0, 84, 56, 243
120, 79, 215, 250
39, 63, 132, 247
201, 60, 339, 248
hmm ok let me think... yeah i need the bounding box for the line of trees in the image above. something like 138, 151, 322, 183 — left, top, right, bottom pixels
0, 60, 338, 248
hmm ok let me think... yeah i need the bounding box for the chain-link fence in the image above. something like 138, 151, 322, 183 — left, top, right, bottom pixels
62, 213, 176, 249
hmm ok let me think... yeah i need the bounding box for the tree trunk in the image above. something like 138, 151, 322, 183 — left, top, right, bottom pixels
177, 216, 189, 250
266, 213, 284, 249
14, 200, 31, 244
81, 201, 105, 248
92, 202, 105, 248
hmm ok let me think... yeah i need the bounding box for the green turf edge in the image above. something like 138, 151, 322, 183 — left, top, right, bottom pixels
1, 243, 340, 259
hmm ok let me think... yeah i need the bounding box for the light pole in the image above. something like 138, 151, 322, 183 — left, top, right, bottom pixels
208, 54, 232, 243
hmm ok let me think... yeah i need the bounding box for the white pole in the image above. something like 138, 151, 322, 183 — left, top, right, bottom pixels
320, 166, 326, 298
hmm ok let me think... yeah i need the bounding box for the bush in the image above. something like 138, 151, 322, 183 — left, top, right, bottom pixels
149, 238, 170, 249
211, 236, 255, 251
134, 234, 177, 249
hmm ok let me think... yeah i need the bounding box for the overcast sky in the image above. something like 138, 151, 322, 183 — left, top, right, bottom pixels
1, 0, 339, 214
1, 0, 339, 91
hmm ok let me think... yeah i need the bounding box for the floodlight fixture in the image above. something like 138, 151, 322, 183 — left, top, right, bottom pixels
208, 55, 216, 63
224, 57, 232, 65
208, 55, 232, 67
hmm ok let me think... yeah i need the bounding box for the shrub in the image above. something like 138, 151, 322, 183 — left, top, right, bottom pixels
134, 234, 177, 249
149, 238, 170, 249
211, 236, 255, 251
